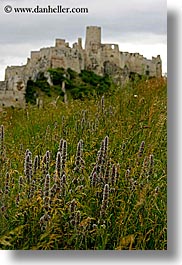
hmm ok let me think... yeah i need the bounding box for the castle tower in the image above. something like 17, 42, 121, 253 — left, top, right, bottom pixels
85, 26, 101, 51
156, 55, 162, 77
152, 55, 162, 77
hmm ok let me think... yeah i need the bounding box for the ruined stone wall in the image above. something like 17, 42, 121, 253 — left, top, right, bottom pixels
101, 44, 120, 65
26, 47, 52, 80
0, 90, 25, 107
85, 43, 122, 77
0, 79, 25, 107
85, 48, 102, 74
120, 52, 162, 77
100, 44, 122, 72
51, 42, 85, 73
0, 81, 6, 91
5, 65, 26, 90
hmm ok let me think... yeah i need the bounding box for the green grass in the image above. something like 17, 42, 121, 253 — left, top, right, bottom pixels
0, 77, 167, 250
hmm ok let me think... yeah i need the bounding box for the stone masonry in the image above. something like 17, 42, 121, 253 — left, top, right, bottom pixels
0, 26, 162, 107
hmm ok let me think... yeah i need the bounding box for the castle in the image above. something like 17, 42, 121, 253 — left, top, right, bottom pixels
0, 26, 162, 107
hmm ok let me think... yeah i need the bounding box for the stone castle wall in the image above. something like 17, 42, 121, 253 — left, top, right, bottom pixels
0, 26, 162, 107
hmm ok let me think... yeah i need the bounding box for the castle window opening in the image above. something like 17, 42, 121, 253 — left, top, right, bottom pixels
111, 45, 115, 50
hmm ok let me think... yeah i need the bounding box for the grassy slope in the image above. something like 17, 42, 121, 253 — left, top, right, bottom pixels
0, 77, 167, 250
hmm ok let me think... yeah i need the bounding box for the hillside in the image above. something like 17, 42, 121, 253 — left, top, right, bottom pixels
25, 68, 113, 104
0, 77, 167, 250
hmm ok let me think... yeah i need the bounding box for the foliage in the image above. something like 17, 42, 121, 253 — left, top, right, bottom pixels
25, 68, 113, 104
25, 73, 51, 104
25, 80, 37, 104
0, 77, 167, 250
48, 68, 66, 85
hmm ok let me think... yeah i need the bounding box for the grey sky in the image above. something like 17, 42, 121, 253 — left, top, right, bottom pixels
0, 0, 167, 79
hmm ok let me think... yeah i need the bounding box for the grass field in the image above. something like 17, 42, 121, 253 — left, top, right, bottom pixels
0, 77, 167, 250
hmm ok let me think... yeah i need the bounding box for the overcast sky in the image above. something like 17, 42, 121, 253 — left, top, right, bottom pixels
0, 0, 167, 80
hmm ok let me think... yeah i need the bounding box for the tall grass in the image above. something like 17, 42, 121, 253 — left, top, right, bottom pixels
0, 78, 167, 250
